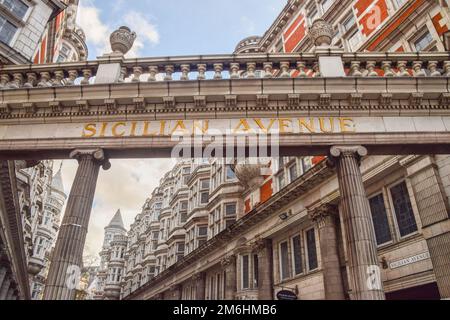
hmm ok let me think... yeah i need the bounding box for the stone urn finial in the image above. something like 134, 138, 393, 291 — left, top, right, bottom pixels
233, 158, 271, 190
109, 26, 137, 55
308, 18, 334, 47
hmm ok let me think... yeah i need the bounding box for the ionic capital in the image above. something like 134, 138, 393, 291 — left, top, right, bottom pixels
328, 145, 367, 167
69, 148, 111, 170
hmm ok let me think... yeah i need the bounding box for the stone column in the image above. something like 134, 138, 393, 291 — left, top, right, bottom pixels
6, 287, 14, 300
194, 272, 206, 300
44, 149, 110, 300
0, 277, 10, 300
309, 204, 345, 300
0, 267, 6, 288
329, 146, 385, 300
253, 239, 273, 300
221, 255, 237, 300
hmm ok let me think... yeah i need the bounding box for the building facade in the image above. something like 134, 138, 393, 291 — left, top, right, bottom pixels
93, 210, 127, 300
118, 0, 450, 300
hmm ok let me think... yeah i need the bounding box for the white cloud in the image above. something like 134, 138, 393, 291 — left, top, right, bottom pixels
60, 159, 175, 261
77, 1, 159, 58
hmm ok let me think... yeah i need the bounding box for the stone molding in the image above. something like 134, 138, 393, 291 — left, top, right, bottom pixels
69, 148, 111, 170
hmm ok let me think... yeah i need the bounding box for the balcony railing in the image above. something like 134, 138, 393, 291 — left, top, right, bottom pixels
0, 52, 449, 90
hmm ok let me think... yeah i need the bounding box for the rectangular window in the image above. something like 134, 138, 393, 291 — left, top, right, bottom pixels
279, 241, 290, 280
1, 0, 28, 19
414, 30, 433, 52
278, 173, 285, 190
226, 165, 236, 180
225, 219, 235, 229
0, 15, 17, 44
242, 255, 249, 289
200, 191, 209, 204
253, 254, 259, 288
369, 194, 392, 245
390, 181, 418, 237
342, 13, 356, 33
292, 235, 303, 275
198, 226, 207, 236
201, 179, 210, 190
306, 229, 318, 270
224, 203, 236, 216
321, 0, 334, 13
289, 164, 298, 182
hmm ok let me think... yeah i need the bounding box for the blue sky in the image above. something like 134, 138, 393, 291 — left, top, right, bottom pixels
72, 0, 286, 259
77, 0, 285, 59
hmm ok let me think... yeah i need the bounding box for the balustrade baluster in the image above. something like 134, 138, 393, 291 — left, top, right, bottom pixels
213, 63, 223, 79
427, 61, 441, 77
296, 61, 307, 78
279, 61, 291, 78
66, 70, 79, 85
382, 61, 394, 77
132, 67, 143, 82
263, 62, 273, 78
396, 61, 410, 77
148, 66, 158, 82
230, 63, 240, 79
443, 61, 450, 77
52, 70, 65, 86
9, 73, 23, 89
197, 64, 206, 80
246, 63, 256, 78
180, 64, 190, 80
24, 72, 37, 88
80, 69, 92, 85
164, 65, 174, 81
0, 74, 10, 89
366, 61, 378, 77
349, 61, 362, 77
413, 61, 426, 77
38, 72, 52, 87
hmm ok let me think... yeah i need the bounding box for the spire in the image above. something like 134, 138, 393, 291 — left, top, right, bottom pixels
51, 161, 65, 193
106, 209, 125, 231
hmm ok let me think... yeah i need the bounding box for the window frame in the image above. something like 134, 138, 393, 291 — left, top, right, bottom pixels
368, 191, 394, 247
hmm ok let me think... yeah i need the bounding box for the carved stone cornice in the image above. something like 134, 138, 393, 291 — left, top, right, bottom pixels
220, 255, 236, 268
308, 203, 338, 228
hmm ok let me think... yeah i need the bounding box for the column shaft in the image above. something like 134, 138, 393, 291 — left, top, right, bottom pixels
313, 209, 345, 300
0, 277, 10, 300
257, 240, 273, 300
222, 256, 237, 300
330, 146, 384, 300
44, 149, 109, 300
195, 273, 206, 300
0, 268, 6, 288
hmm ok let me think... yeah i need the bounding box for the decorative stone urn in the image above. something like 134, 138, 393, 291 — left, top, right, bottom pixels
308, 18, 334, 47
109, 26, 137, 55
233, 159, 271, 190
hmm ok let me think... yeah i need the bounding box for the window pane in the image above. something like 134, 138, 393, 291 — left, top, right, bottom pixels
414, 31, 433, 51
369, 194, 392, 245
292, 235, 303, 275
253, 254, 259, 288
306, 229, 318, 270
200, 191, 209, 204
242, 255, 249, 289
289, 164, 298, 181
390, 182, 418, 237
226, 165, 236, 180
225, 203, 236, 216
1, 0, 28, 19
279, 241, 290, 280
0, 16, 17, 44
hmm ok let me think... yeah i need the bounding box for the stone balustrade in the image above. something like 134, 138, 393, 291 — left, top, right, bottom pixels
0, 52, 449, 91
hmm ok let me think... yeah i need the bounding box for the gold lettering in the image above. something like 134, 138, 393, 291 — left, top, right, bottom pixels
339, 117, 355, 133
82, 123, 96, 138
171, 120, 189, 135
193, 120, 209, 135
319, 117, 334, 133
160, 121, 166, 135
299, 118, 315, 133
254, 118, 276, 134
99, 122, 108, 137
112, 122, 126, 137
278, 118, 293, 133
143, 121, 157, 136
233, 119, 252, 134
130, 121, 138, 136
